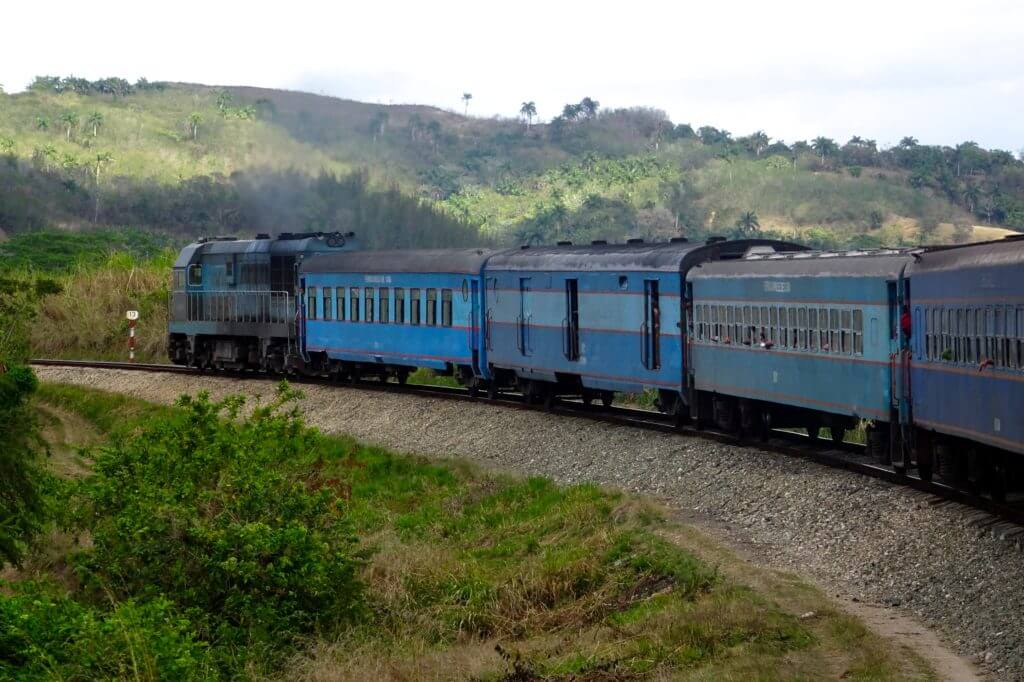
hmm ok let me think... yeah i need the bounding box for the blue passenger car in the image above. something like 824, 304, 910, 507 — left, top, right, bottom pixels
688, 249, 916, 440
299, 249, 498, 384
909, 237, 1024, 471
483, 238, 799, 409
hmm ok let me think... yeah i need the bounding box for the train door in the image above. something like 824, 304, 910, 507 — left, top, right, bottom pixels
564, 278, 580, 361
643, 279, 661, 370
518, 277, 532, 356
469, 279, 481, 374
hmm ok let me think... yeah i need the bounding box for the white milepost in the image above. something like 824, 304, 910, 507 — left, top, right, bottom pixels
126, 310, 139, 360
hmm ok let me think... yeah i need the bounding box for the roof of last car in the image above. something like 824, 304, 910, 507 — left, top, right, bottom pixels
908, 235, 1024, 274
690, 248, 922, 280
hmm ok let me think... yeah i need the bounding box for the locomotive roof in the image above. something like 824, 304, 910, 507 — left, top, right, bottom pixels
301, 248, 502, 275
908, 235, 1024, 273
690, 248, 920, 279
484, 239, 805, 272
173, 233, 357, 268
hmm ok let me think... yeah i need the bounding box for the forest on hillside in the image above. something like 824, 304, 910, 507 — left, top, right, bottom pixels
0, 75, 1022, 249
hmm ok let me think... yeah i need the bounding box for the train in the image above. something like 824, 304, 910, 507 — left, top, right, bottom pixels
168, 230, 1024, 498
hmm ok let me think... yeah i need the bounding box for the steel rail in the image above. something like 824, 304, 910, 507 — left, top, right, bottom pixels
30, 358, 1024, 533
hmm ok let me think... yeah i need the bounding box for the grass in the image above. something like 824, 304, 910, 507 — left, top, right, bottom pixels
13, 381, 937, 680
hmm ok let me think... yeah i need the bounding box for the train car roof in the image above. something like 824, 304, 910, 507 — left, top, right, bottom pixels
690, 248, 920, 279
301, 248, 502, 275
484, 239, 805, 272
908, 235, 1024, 274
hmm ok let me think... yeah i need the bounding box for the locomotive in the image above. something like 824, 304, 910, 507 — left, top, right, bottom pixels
168, 232, 1024, 497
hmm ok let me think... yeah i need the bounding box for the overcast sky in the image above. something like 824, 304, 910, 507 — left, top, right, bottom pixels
3, 0, 1022, 151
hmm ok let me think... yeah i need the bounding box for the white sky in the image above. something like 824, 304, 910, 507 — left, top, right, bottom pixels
3, 0, 1022, 151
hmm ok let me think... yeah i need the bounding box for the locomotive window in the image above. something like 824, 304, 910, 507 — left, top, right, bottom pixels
336, 287, 345, 321
188, 264, 202, 286
364, 287, 375, 323
379, 288, 390, 324
350, 287, 360, 321
442, 289, 453, 327
395, 288, 405, 324
323, 288, 333, 321
410, 288, 421, 326
307, 287, 318, 320
225, 259, 235, 283
426, 289, 437, 326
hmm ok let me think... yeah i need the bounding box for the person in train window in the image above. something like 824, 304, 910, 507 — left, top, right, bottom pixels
900, 305, 912, 340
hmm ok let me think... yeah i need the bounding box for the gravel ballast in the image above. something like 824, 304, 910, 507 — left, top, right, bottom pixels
37, 366, 1023, 679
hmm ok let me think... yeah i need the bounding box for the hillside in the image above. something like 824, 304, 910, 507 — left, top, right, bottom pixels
1, 76, 1021, 249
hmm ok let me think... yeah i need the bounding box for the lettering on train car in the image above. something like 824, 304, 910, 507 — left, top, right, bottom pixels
365, 275, 393, 284
764, 281, 791, 293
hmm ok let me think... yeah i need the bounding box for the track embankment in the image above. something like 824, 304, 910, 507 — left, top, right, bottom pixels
37, 365, 1020, 680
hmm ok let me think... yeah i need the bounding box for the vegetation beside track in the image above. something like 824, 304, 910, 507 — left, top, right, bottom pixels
0, 381, 932, 679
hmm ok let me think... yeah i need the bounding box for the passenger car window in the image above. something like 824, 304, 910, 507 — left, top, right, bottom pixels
379, 288, 390, 323
395, 288, 405, 324
364, 287, 375, 323
336, 287, 345, 321
442, 289, 453, 327
307, 287, 318, 320
323, 288, 333, 321
350, 287, 360, 321
410, 288, 421, 325
426, 289, 437, 326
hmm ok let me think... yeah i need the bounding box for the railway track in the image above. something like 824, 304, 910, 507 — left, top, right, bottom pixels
31, 358, 1024, 539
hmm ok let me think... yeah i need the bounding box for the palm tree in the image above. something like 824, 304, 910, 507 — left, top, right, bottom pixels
519, 101, 537, 127
370, 111, 389, 143
735, 211, 760, 234
35, 115, 49, 131
811, 136, 837, 166
187, 112, 202, 140
92, 152, 114, 222
748, 130, 770, 156
59, 111, 79, 142
42, 144, 58, 171
87, 111, 104, 137
562, 103, 582, 121
461, 92, 472, 115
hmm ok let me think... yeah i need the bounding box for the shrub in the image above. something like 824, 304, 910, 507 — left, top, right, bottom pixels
71, 383, 364, 650
0, 585, 216, 680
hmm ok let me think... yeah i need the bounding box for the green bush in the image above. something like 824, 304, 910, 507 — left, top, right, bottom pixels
0, 364, 46, 566
0, 585, 216, 680
71, 383, 364, 650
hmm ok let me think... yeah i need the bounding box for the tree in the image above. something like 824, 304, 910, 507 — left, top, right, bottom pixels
562, 103, 582, 121
0, 137, 13, 155
370, 111, 389, 143
461, 92, 472, 115
735, 210, 760, 234
35, 116, 49, 131
216, 89, 233, 112
579, 97, 600, 119
87, 111, 104, 137
59, 111, 79, 142
745, 130, 770, 157
519, 101, 537, 127
187, 112, 202, 141
811, 136, 838, 166
92, 152, 114, 222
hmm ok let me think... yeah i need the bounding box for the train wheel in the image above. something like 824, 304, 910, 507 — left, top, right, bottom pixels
543, 390, 555, 411
806, 421, 821, 441
829, 426, 846, 445
600, 391, 614, 408
916, 441, 934, 482
487, 383, 498, 400
396, 370, 409, 385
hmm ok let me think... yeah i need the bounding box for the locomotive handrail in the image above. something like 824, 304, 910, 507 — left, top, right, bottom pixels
170, 289, 293, 326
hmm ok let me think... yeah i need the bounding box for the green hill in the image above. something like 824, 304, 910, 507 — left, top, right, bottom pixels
1, 77, 1021, 250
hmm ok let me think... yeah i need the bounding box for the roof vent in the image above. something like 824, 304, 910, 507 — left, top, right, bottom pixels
670, 236, 689, 243
626, 238, 644, 244
197, 236, 238, 244
556, 240, 573, 246
591, 239, 608, 245
706, 236, 727, 244
255, 233, 271, 240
